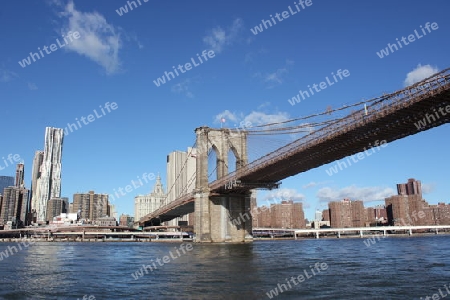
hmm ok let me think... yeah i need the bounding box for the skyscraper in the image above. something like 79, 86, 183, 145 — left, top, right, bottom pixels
166, 148, 196, 203
15, 163, 24, 188
30, 151, 44, 204
32, 127, 64, 223
72, 191, 109, 221
0, 185, 29, 227
165, 147, 196, 225
0, 176, 14, 195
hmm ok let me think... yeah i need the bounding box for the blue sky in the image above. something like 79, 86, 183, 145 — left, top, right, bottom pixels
0, 0, 449, 220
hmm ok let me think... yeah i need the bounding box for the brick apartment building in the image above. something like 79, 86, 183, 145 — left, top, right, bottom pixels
386, 178, 450, 226
254, 200, 306, 229
322, 179, 450, 228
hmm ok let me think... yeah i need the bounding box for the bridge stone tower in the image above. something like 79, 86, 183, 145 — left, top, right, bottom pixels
194, 126, 253, 243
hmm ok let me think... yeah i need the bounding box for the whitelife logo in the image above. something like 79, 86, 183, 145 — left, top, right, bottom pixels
63, 102, 118, 137
18, 31, 81, 68
325, 140, 388, 176
288, 69, 350, 106
153, 50, 215, 87
414, 104, 450, 131
265, 262, 328, 298
131, 243, 193, 280
250, 0, 313, 35
376, 22, 439, 59
115, 0, 149, 16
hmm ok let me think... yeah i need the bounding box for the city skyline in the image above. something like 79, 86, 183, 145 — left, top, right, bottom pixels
0, 1, 449, 221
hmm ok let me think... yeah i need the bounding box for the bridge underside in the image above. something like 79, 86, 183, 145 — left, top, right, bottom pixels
142, 202, 194, 226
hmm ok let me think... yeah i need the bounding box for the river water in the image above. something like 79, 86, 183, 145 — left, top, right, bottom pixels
1, 235, 450, 299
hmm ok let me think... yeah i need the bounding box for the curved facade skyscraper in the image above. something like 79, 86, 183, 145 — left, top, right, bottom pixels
31, 127, 64, 223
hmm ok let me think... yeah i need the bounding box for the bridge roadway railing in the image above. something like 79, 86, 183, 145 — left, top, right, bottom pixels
209, 68, 450, 190
294, 225, 450, 236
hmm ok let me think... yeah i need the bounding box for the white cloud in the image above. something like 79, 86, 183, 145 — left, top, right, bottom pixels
258, 189, 310, 208
0, 68, 18, 83
243, 111, 290, 126
263, 188, 306, 206
254, 59, 294, 88
264, 68, 288, 86
302, 181, 330, 189
214, 110, 239, 124
317, 185, 396, 203
422, 182, 435, 194
203, 18, 243, 53
404, 64, 439, 86
28, 82, 38, 90
213, 109, 290, 127
58, 1, 122, 74
171, 79, 194, 98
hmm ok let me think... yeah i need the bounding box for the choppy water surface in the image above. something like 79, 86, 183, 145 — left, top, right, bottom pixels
1, 236, 450, 299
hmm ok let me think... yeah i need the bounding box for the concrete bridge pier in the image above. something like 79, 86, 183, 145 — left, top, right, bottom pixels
194, 190, 253, 243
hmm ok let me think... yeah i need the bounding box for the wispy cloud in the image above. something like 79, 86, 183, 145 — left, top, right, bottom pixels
404, 64, 439, 86
203, 18, 243, 53
254, 59, 294, 89
303, 181, 331, 189
0, 68, 18, 83
214, 110, 240, 124
317, 185, 396, 203
56, 0, 122, 74
171, 79, 194, 98
28, 82, 38, 90
243, 111, 290, 126
422, 182, 435, 194
264, 188, 307, 207
213, 109, 290, 127
244, 48, 269, 63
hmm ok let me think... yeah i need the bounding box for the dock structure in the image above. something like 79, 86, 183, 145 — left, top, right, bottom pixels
293, 225, 450, 239
0, 225, 193, 242
252, 225, 450, 239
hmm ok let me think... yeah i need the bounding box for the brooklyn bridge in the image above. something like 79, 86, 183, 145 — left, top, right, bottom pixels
139, 68, 450, 243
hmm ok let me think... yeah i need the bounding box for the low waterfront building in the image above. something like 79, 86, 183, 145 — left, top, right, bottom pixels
94, 216, 117, 226
46, 197, 69, 222
119, 214, 134, 227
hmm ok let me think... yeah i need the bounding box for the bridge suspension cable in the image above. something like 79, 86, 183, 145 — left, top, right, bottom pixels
159, 141, 198, 209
